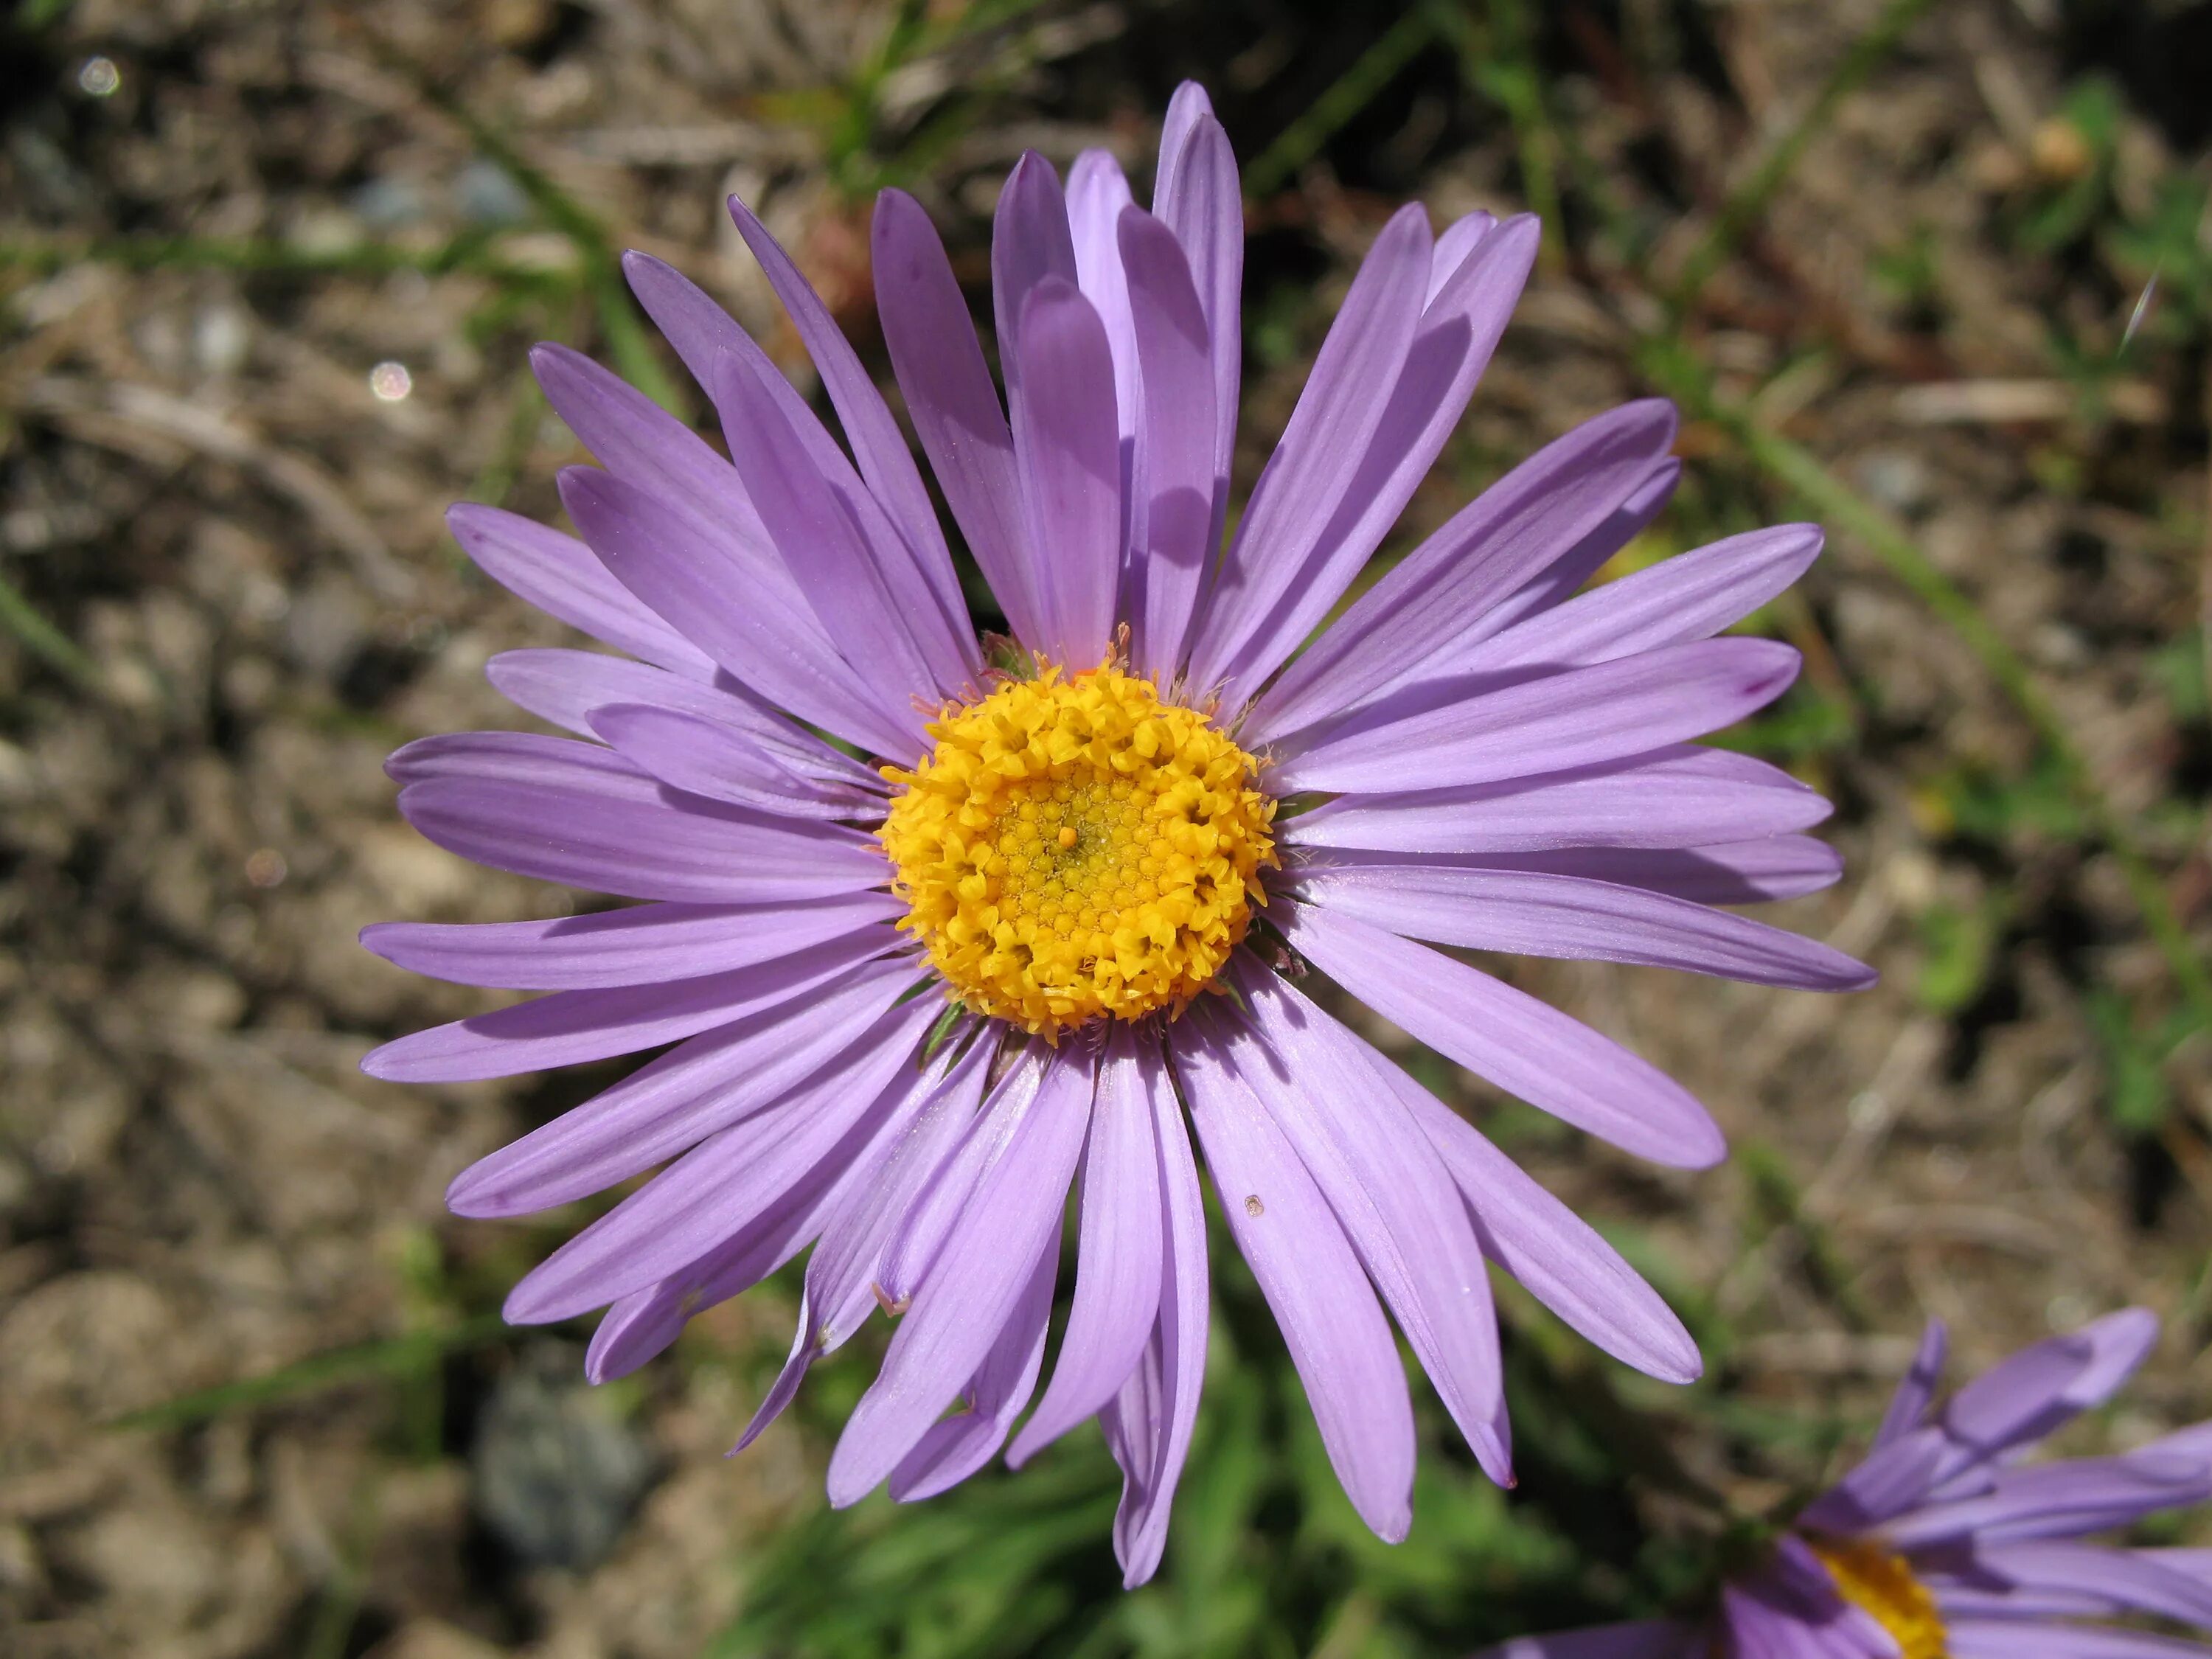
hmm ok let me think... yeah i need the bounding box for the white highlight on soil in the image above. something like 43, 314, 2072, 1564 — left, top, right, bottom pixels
78, 57, 121, 97
369, 361, 414, 402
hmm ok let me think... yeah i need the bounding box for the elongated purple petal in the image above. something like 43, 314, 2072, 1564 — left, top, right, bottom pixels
583, 1051, 956, 1384
1948, 1623, 2212, 1659
1463, 459, 1681, 650
588, 702, 881, 819
890, 1236, 1058, 1502
827, 1045, 1096, 1505
992, 153, 1080, 410
1284, 745, 1830, 855
1066, 151, 1141, 442
711, 211, 967, 629
1455, 525, 1824, 679
1009, 278, 1123, 667
363, 925, 895, 1083
1874, 1320, 1950, 1448
1175, 1013, 1416, 1543
1966, 1542, 2212, 1627
1460, 838, 1846, 905
1289, 860, 1874, 990
483, 649, 882, 793
875, 1046, 1052, 1307
1152, 83, 1241, 504
505, 1001, 931, 1323
713, 349, 956, 714
1272, 638, 1801, 796
1933, 1308, 2162, 1482
1247, 398, 1677, 747
1119, 206, 1218, 682
1385, 1067, 1697, 1382
560, 466, 917, 760
1203, 214, 1540, 703
873, 189, 1040, 645
1183, 205, 1432, 701
1273, 897, 1724, 1167
626, 249, 975, 689
1009, 1023, 1166, 1466
447, 504, 714, 679
397, 765, 885, 907
1428, 210, 1496, 300
444, 960, 924, 1216
1106, 1034, 1208, 1587
733, 1034, 997, 1453
1224, 960, 1512, 1481
361, 891, 902, 991
1883, 1454, 2212, 1551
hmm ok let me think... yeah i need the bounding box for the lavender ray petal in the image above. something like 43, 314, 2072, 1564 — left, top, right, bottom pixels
712, 348, 958, 711
1118, 206, 1218, 683
504, 1003, 931, 1323
482, 649, 882, 791
1271, 638, 1801, 797
1427, 209, 1497, 302
1965, 1542, 2212, 1627
1458, 459, 1681, 651
889, 1234, 1059, 1502
364, 928, 894, 1082
446, 504, 714, 679
1274, 896, 1724, 1167
442, 961, 925, 1216
1932, 1308, 2162, 1484
1285, 861, 1874, 991
1150, 97, 1241, 519
1221, 962, 1511, 1480
992, 152, 1079, 413
707, 215, 968, 627
1874, 1321, 1950, 1449
1453, 525, 1824, 679
1284, 745, 1831, 856
1009, 277, 1122, 667
1174, 1017, 1416, 1543
361, 892, 902, 991
1389, 1069, 1699, 1382
731, 1037, 996, 1454
1008, 1023, 1166, 1466
559, 465, 917, 760
1183, 205, 1433, 702
1066, 151, 1141, 442
826, 1044, 1096, 1506
1445, 838, 1846, 905
1246, 398, 1676, 748
1880, 1454, 2212, 1551
588, 701, 881, 819
1108, 1033, 1209, 1587
1205, 214, 1540, 701
395, 771, 886, 907
1947, 1621, 2212, 1659
872, 190, 1041, 645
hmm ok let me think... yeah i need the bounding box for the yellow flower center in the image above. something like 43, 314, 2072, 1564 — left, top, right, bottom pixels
1808, 1539, 1947, 1659
878, 662, 1276, 1038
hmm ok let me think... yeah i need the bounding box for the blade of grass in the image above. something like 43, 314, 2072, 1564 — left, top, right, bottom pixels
1666, 0, 1935, 309
108, 1312, 515, 1433
0, 566, 105, 696
1427, 0, 1565, 271
1242, 10, 1438, 198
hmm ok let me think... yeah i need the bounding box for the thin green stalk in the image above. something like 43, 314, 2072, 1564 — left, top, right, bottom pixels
1243, 10, 1438, 198
1644, 337, 2212, 1028
1429, 0, 1566, 269
1667, 0, 1934, 308
0, 566, 105, 696
108, 1312, 514, 1433
0, 232, 569, 286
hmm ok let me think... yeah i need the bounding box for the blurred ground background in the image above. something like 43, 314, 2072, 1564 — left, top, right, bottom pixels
4, 0, 2212, 1654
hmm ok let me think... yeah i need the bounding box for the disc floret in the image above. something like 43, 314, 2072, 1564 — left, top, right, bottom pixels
879, 662, 1276, 1038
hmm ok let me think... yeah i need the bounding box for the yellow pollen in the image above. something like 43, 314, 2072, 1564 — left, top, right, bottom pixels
877, 661, 1276, 1039
1808, 1539, 1946, 1659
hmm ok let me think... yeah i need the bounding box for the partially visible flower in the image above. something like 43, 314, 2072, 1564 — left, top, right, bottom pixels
1481, 1309, 2212, 1659
363, 81, 1870, 1586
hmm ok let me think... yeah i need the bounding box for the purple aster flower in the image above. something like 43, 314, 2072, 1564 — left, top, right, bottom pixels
362, 81, 1870, 1585
1480, 1309, 2212, 1659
